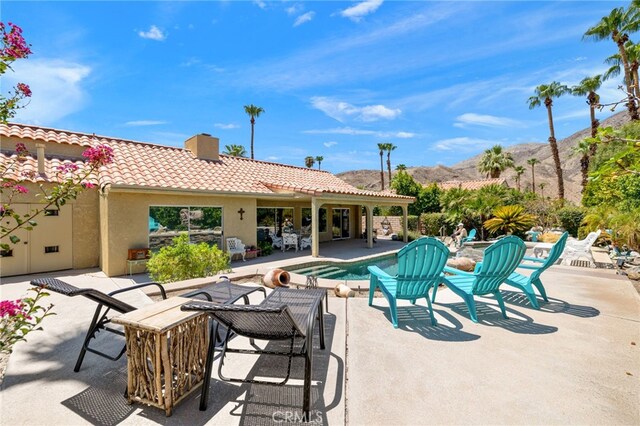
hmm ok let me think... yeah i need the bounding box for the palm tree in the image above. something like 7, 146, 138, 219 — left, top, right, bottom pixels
315, 156, 324, 170
527, 82, 569, 200
573, 139, 592, 192
304, 156, 315, 168
513, 165, 526, 191
384, 143, 397, 185
539, 182, 547, 198
243, 104, 265, 159
477, 144, 514, 178
572, 75, 604, 192
396, 164, 407, 171
527, 158, 540, 194
604, 43, 640, 99
377, 142, 386, 190
584, 6, 639, 118
223, 144, 247, 157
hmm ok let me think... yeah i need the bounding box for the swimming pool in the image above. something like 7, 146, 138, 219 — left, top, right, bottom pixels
284, 254, 398, 281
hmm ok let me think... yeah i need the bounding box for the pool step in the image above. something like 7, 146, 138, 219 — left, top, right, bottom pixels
289, 265, 343, 276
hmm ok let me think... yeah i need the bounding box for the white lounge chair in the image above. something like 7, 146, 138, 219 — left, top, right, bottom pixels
270, 232, 282, 249
226, 237, 246, 261
560, 230, 601, 267
282, 233, 298, 252
300, 235, 312, 250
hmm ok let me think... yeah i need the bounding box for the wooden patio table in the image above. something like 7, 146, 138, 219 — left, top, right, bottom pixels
112, 297, 209, 416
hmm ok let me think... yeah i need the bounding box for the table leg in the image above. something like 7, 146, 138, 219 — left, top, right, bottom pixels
160, 335, 173, 416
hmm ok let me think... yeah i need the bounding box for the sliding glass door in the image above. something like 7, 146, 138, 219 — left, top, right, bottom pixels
332, 208, 350, 239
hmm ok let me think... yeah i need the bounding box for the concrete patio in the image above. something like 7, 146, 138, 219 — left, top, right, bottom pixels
0, 257, 638, 425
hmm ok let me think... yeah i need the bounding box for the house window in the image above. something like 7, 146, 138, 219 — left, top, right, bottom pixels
318, 208, 327, 233
257, 207, 294, 237
149, 206, 222, 251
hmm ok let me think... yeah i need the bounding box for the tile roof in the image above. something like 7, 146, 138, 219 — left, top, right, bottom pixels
1, 123, 413, 202
437, 178, 508, 191
0, 152, 96, 185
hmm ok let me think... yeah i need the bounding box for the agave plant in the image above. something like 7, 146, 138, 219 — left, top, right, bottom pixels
484, 205, 536, 235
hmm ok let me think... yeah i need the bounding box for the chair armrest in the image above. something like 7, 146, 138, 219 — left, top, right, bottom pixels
522, 256, 545, 263
443, 265, 474, 276
367, 265, 393, 280
109, 282, 167, 300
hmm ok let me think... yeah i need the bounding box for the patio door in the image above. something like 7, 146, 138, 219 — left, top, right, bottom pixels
332, 208, 350, 240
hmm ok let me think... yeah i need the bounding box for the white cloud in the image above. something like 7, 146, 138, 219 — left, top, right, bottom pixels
432, 137, 494, 152
253, 0, 267, 9
454, 113, 523, 128
339, 0, 384, 22
310, 97, 400, 122
138, 25, 167, 41
265, 155, 280, 161
5, 58, 91, 125
214, 123, 240, 129
294, 11, 315, 27
323, 141, 338, 148
286, 4, 303, 16
125, 120, 167, 127
303, 127, 415, 139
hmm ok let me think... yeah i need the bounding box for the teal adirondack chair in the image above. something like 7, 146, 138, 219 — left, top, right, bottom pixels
368, 237, 449, 328
459, 228, 476, 245
504, 232, 568, 308
433, 236, 526, 323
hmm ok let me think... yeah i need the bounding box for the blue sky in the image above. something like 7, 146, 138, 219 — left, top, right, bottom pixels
3, 0, 631, 173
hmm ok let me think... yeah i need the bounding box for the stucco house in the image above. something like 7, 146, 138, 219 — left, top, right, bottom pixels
0, 123, 413, 277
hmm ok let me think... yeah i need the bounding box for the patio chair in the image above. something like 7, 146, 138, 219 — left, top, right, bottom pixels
226, 237, 246, 261
181, 287, 326, 421
368, 237, 449, 327
270, 231, 283, 249
282, 232, 298, 252
504, 232, 568, 308
432, 236, 526, 323
300, 235, 312, 250
560, 230, 601, 267
459, 228, 476, 246
30, 277, 265, 372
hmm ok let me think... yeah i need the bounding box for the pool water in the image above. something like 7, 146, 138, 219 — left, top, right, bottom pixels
284, 254, 398, 281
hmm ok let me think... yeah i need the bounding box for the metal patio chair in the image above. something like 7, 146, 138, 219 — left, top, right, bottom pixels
31, 277, 265, 372
181, 287, 326, 421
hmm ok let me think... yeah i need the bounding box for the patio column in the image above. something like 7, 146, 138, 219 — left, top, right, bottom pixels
311, 197, 319, 257
365, 204, 374, 248
402, 204, 408, 243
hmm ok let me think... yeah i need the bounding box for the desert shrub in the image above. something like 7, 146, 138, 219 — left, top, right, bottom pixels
258, 240, 273, 256
557, 206, 585, 237
484, 205, 536, 235
407, 215, 419, 232
538, 232, 561, 243
420, 212, 448, 236
394, 230, 422, 242
147, 233, 230, 283
521, 197, 560, 229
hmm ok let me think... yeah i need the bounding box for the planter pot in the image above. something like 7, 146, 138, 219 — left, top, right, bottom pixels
263, 269, 290, 289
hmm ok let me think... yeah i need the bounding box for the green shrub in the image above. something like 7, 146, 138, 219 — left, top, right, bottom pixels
557, 206, 585, 237
394, 230, 422, 242
407, 215, 419, 232
258, 240, 273, 256
147, 233, 230, 284
420, 212, 448, 236
484, 205, 536, 235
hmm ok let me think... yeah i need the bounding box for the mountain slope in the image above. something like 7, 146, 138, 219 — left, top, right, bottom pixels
337, 111, 630, 203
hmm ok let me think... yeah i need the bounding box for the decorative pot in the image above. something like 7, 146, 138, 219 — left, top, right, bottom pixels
334, 283, 355, 298
263, 269, 290, 289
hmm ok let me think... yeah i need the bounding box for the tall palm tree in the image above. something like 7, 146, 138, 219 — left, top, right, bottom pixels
243, 104, 265, 159
527, 82, 569, 200
385, 143, 397, 185
377, 143, 386, 190
603, 42, 640, 99
527, 158, 540, 194
223, 144, 247, 157
584, 6, 639, 118
304, 156, 315, 168
539, 182, 547, 198
395, 164, 407, 171
513, 165, 526, 191
315, 156, 324, 170
477, 144, 514, 178
573, 139, 591, 192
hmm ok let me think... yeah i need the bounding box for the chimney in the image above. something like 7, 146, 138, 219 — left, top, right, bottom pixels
36, 143, 45, 175
185, 133, 219, 161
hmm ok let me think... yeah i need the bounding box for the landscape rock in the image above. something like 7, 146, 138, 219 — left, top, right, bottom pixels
446, 257, 476, 272
627, 266, 640, 281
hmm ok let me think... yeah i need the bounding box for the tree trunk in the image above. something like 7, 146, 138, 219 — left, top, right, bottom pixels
531, 164, 536, 194
386, 153, 392, 186
379, 152, 385, 190
545, 99, 564, 200
250, 117, 255, 159
615, 33, 639, 120
516, 176, 521, 191
580, 154, 589, 192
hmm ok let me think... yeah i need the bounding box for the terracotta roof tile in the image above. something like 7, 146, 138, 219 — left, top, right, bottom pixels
1, 123, 413, 201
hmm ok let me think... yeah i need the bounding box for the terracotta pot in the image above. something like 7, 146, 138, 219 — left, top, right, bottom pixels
263, 269, 290, 289
334, 283, 355, 298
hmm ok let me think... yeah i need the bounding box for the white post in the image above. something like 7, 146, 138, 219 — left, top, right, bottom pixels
311, 197, 319, 257
402, 205, 408, 243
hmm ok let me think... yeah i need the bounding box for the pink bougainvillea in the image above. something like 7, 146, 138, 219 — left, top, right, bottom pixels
0, 300, 24, 318
16, 83, 31, 97
0, 22, 32, 59
82, 144, 114, 167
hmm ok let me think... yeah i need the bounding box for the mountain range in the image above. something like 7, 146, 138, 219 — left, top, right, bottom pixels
337, 111, 631, 203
